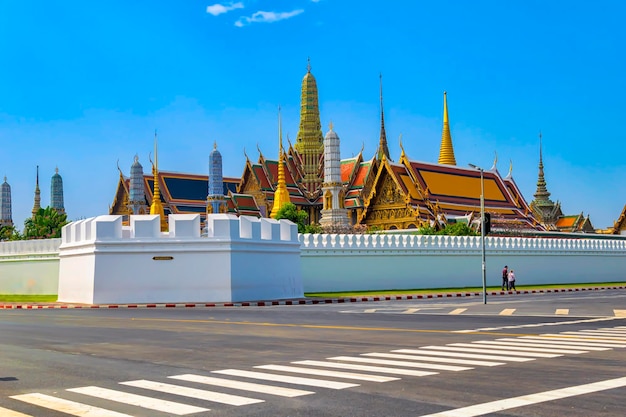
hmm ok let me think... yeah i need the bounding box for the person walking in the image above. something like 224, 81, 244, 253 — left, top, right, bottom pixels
502, 265, 509, 290
508, 269, 516, 291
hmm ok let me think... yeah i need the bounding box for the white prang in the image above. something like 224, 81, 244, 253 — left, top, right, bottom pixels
320, 126, 350, 228
57, 214, 303, 304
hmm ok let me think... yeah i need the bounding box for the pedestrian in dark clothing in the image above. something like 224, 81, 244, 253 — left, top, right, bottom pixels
502, 265, 509, 290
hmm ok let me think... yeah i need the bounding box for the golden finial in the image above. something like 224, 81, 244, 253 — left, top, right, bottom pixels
399, 133, 405, 158
150, 130, 167, 231
307, 56, 311, 73
438, 90, 456, 165
508, 159, 513, 177
329, 120, 333, 131
213, 141, 217, 150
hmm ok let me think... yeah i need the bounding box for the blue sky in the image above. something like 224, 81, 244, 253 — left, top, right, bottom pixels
1, 0, 625, 230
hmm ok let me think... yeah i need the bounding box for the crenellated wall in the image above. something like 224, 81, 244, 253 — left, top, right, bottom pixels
299, 233, 626, 292
57, 214, 302, 304
0, 238, 61, 294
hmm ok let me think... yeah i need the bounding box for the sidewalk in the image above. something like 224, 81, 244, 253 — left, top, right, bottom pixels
1, 284, 624, 310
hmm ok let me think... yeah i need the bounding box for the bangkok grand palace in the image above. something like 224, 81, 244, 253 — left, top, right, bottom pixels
106, 62, 626, 236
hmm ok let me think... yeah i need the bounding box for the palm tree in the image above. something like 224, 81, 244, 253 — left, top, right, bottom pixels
23, 206, 69, 239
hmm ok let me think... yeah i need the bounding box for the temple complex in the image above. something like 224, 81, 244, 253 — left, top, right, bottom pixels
0, 177, 12, 227
109, 61, 599, 234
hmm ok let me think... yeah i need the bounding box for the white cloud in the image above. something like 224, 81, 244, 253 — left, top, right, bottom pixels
235, 9, 304, 27
206, 2, 244, 16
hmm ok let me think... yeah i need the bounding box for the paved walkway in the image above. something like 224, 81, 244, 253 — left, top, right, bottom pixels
1, 285, 624, 310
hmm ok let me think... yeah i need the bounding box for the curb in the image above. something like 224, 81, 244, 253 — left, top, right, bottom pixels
1, 286, 625, 310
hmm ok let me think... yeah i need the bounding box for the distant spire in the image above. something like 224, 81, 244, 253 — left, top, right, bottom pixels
32, 165, 41, 218
50, 166, 65, 214
0, 175, 12, 227
129, 154, 146, 215
271, 106, 291, 218
438, 91, 457, 165
149, 130, 167, 231
533, 131, 552, 204
377, 73, 391, 161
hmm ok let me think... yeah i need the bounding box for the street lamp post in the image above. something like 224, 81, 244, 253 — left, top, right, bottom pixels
469, 164, 487, 304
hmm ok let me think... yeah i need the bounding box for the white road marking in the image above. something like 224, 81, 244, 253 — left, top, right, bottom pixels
454, 317, 620, 333
292, 360, 438, 377
67, 386, 208, 415
169, 373, 314, 397
10, 393, 134, 417
419, 346, 560, 358
0, 405, 35, 417
614, 310, 626, 317
555, 309, 569, 315
458, 341, 588, 354
327, 356, 472, 372
402, 308, 420, 314
364, 352, 504, 367
559, 331, 626, 340
568, 330, 626, 337
499, 309, 516, 315
449, 308, 467, 315
120, 379, 263, 406
212, 369, 359, 389
492, 339, 610, 351
393, 348, 534, 362
254, 364, 398, 382
417, 376, 626, 417
364, 309, 377, 313
529, 335, 626, 347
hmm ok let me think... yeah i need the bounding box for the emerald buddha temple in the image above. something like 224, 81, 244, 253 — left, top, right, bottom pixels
109, 61, 596, 234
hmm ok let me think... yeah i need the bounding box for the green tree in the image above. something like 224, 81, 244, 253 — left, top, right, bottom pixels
274, 202, 309, 233
0, 224, 22, 241
23, 207, 69, 239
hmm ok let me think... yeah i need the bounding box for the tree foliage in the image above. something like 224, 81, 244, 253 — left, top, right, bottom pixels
23, 207, 69, 239
418, 222, 478, 236
274, 203, 309, 233
0, 224, 21, 241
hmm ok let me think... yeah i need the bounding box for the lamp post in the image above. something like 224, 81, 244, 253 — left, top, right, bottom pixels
469, 164, 487, 304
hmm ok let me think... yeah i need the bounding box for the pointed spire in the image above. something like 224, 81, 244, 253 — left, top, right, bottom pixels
271, 105, 291, 218
533, 131, 553, 204
32, 165, 41, 218
377, 73, 391, 161
150, 130, 167, 231
438, 91, 457, 165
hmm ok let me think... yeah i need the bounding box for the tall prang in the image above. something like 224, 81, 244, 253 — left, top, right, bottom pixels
529, 132, 562, 228
32, 165, 41, 218
377, 73, 391, 161
128, 155, 147, 215
320, 122, 350, 228
207, 142, 227, 214
0, 176, 12, 227
438, 91, 457, 165
50, 167, 65, 214
294, 58, 324, 195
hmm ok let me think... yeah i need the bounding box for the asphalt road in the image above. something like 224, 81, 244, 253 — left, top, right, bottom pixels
1, 290, 625, 416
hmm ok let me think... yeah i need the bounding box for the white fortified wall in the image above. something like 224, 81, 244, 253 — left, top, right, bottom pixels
300, 233, 626, 292
57, 214, 302, 304
0, 238, 61, 294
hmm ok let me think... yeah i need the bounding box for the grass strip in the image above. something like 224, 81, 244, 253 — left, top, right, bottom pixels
0, 295, 57, 302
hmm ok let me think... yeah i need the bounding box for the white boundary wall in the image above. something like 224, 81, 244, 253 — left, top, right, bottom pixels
0, 239, 61, 294
57, 214, 302, 304
300, 233, 626, 292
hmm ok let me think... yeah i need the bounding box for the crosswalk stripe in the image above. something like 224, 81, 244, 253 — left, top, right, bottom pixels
169, 374, 314, 397
531, 335, 626, 346
499, 309, 516, 315
494, 338, 610, 351
420, 346, 560, 358
460, 341, 588, 354
212, 369, 359, 389
614, 310, 626, 317
449, 308, 467, 315
365, 352, 504, 367
417, 376, 626, 417
569, 330, 626, 337
364, 309, 377, 313
327, 356, 472, 372
292, 360, 438, 377
10, 393, 134, 417
402, 308, 420, 314
254, 364, 398, 382
555, 309, 569, 315
559, 332, 626, 340
0, 405, 34, 417
67, 386, 208, 415
393, 348, 534, 362
120, 379, 263, 406
597, 328, 626, 333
